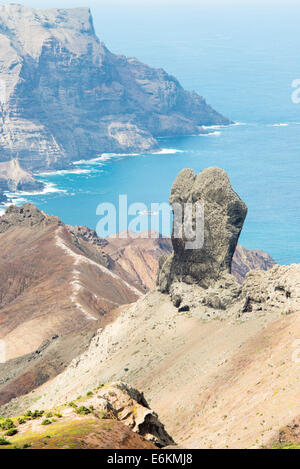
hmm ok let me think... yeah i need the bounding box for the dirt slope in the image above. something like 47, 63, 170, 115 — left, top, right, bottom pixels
5, 290, 299, 449
0, 204, 142, 406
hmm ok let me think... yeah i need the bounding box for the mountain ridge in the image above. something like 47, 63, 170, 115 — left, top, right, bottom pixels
0, 202, 277, 408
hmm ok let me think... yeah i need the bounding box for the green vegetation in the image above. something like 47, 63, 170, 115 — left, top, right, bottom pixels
0, 382, 119, 450
0, 438, 10, 446
41, 419, 52, 426
5, 429, 18, 437
75, 406, 91, 416
68, 402, 78, 409
24, 410, 44, 420
273, 442, 300, 449
0, 419, 114, 450
0, 419, 16, 430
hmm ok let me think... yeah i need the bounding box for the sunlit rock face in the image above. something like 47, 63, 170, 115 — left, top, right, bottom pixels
0, 4, 230, 171
157, 167, 248, 293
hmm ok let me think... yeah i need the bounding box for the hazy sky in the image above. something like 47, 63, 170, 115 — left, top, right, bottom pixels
0, 0, 298, 7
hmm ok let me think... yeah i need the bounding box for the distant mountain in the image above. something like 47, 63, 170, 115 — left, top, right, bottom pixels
232, 244, 276, 283
0, 5, 230, 172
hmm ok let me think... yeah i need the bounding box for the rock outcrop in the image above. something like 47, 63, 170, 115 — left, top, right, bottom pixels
156, 167, 300, 319
0, 159, 44, 192
241, 263, 300, 316
268, 416, 300, 449
157, 167, 248, 293
0, 5, 230, 172
88, 382, 174, 447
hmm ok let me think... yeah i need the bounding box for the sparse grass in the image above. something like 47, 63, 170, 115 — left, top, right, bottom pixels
0, 418, 116, 450
272, 442, 300, 449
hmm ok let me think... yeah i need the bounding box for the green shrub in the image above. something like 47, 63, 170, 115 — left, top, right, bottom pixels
86, 391, 93, 397
68, 401, 78, 409
5, 428, 18, 436
75, 406, 91, 415
17, 418, 26, 425
0, 418, 16, 430
54, 412, 62, 418
41, 419, 52, 426
45, 412, 53, 418
0, 438, 10, 446
32, 410, 44, 419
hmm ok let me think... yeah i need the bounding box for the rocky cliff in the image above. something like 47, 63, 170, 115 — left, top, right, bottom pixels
0, 201, 278, 409
0, 159, 44, 192
0, 4, 230, 172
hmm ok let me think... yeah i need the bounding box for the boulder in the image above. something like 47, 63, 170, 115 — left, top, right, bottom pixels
0, 159, 44, 192
82, 382, 175, 447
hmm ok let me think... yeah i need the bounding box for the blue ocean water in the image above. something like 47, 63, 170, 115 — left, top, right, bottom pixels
3, 2, 300, 265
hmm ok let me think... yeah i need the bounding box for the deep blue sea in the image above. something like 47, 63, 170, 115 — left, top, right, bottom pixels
3, 2, 300, 265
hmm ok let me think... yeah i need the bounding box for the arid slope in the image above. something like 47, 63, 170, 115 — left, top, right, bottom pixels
0, 204, 142, 405
4, 290, 299, 449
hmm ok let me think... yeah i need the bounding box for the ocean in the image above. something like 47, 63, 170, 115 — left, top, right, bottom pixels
2, 2, 300, 265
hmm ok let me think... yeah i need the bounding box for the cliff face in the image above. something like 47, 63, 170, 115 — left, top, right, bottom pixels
0, 5, 230, 171
0, 159, 44, 192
